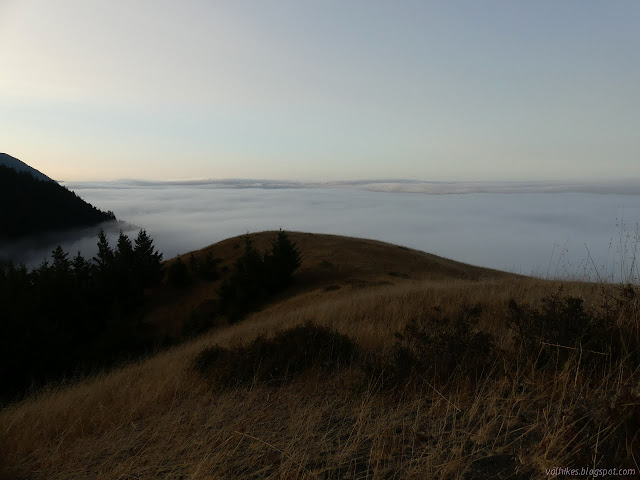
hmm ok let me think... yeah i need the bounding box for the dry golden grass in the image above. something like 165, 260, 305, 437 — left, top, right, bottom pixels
1, 233, 637, 479
141, 231, 515, 338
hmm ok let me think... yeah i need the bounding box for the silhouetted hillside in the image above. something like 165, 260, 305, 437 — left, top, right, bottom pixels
0, 229, 164, 402
0, 164, 115, 240
0, 153, 51, 182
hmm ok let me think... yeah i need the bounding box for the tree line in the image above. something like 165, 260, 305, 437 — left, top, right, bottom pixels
219, 230, 302, 321
0, 229, 162, 402
0, 229, 303, 403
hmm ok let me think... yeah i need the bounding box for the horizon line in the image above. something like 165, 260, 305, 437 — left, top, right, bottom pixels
59, 177, 640, 196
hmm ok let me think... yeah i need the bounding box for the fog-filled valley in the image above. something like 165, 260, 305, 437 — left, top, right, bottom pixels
3, 181, 639, 283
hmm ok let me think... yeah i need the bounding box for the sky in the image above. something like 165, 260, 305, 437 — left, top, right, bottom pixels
1, 1, 639, 182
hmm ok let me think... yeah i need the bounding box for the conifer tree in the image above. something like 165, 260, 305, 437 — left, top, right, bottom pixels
72, 251, 90, 278
50, 246, 73, 308
265, 229, 302, 292
51, 246, 71, 276
219, 234, 266, 321
199, 252, 221, 281
189, 253, 199, 275
72, 251, 91, 289
133, 229, 163, 286
112, 231, 137, 303
94, 229, 114, 273
38, 258, 50, 274
168, 256, 191, 288
116, 232, 134, 267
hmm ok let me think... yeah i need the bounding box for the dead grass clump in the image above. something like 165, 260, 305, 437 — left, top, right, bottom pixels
560, 378, 640, 470
193, 322, 357, 387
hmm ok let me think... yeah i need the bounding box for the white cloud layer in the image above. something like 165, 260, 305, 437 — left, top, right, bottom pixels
3, 185, 639, 283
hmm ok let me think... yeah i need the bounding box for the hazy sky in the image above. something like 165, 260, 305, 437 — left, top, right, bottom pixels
1, 1, 638, 181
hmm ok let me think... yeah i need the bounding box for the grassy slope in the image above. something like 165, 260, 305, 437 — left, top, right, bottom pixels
142, 232, 515, 338
0, 233, 632, 479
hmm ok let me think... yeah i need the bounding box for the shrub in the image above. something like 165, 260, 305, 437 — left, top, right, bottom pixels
369, 304, 495, 389
597, 283, 640, 363
506, 286, 638, 369
193, 322, 357, 387
167, 256, 191, 288
194, 252, 221, 281
555, 380, 640, 471
181, 300, 219, 338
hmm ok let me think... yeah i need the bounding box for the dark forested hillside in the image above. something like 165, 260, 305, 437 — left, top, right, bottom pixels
0, 153, 52, 182
0, 229, 164, 402
0, 165, 116, 240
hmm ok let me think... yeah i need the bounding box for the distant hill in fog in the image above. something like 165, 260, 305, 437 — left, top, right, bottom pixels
0, 153, 52, 182
0, 155, 116, 241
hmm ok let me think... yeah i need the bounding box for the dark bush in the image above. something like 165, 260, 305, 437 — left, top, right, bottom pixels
369, 305, 495, 389
596, 284, 640, 364
181, 300, 220, 338
168, 256, 191, 288
193, 322, 357, 387
556, 381, 640, 471
506, 287, 632, 369
193, 252, 221, 281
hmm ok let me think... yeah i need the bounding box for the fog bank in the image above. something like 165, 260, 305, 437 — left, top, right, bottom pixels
3, 184, 639, 283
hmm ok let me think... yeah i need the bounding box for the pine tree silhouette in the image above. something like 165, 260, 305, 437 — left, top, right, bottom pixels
133, 229, 163, 286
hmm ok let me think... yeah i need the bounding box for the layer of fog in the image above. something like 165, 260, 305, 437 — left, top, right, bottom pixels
64, 178, 640, 195
3, 183, 640, 283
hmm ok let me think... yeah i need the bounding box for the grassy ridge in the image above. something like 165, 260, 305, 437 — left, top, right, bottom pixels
1, 233, 638, 479
141, 232, 513, 340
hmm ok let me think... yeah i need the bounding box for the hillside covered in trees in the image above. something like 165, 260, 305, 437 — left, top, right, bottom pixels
0, 153, 51, 181
0, 229, 303, 403
0, 163, 115, 240
0, 229, 164, 401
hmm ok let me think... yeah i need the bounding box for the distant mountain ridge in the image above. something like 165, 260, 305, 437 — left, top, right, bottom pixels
0, 154, 116, 241
0, 153, 52, 182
